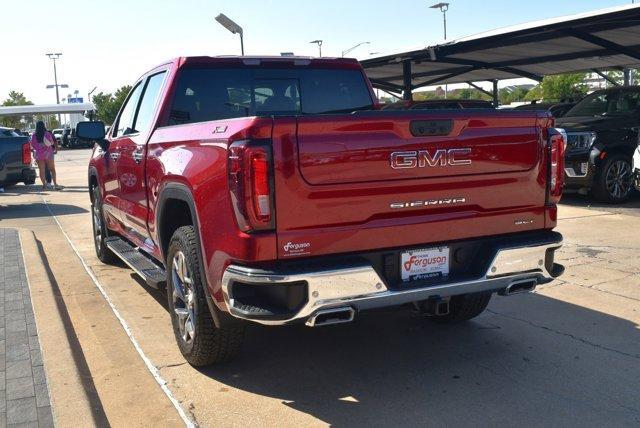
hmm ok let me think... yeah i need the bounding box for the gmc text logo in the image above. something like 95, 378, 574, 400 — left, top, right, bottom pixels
390, 148, 472, 169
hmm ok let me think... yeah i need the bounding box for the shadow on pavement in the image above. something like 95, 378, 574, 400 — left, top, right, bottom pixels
0, 184, 88, 196
561, 192, 640, 212
0, 202, 88, 219
199, 293, 640, 425
130, 273, 169, 312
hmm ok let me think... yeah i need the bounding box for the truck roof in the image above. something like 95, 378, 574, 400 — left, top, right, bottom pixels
172, 56, 362, 70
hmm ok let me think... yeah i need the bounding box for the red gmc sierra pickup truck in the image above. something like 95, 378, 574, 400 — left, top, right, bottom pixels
77, 56, 565, 366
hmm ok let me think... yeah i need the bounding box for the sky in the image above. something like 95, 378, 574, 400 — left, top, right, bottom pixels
1, 0, 634, 105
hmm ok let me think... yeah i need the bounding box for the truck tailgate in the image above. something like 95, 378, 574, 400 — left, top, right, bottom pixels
272, 111, 550, 259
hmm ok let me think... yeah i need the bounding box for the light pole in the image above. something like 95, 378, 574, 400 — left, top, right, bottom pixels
45, 53, 63, 104
430, 2, 449, 40
46, 52, 67, 123
310, 40, 323, 57
430, 3, 450, 98
88, 86, 97, 103
215, 13, 244, 55
341, 41, 370, 58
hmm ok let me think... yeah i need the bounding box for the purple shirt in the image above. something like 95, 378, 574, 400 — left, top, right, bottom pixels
30, 131, 56, 161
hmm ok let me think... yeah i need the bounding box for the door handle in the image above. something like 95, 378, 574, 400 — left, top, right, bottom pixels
109, 151, 121, 161
132, 149, 144, 164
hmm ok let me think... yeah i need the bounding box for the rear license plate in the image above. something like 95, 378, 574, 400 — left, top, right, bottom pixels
400, 247, 450, 282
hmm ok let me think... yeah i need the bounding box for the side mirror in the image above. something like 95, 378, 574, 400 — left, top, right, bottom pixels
76, 121, 109, 151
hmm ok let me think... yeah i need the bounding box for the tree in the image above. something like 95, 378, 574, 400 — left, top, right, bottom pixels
0, 91, 34, 129
540, 73, 588, 102
499, 86, 530, 105
458, 88, 472, 99
93, 85, 132, 125
523, 73, 588, 103
524, 85, 543, 102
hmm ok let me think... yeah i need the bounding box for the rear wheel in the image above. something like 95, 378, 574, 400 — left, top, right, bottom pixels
167, 226, 245, 366
425, 292, 492, 324
592, 154, 633, 204
91, 186, 117, 264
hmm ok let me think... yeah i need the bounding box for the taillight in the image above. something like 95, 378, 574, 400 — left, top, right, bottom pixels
228, 140, 274, 232
548, 128, 566, 204
22, 143, 31, 165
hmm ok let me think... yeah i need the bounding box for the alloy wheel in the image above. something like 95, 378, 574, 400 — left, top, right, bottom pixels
92, 200, 103, 251
605, 160, 632, 200
172, 251, 196, 344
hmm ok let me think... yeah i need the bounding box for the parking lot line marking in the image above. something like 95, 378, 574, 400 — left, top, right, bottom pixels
42, 197, 196, 428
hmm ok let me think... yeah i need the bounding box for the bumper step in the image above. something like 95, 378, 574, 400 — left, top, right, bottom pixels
105, 237, 166, 288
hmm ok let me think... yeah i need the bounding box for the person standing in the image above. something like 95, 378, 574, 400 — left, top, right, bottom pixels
62, 127, 70, 149
29, 121, 62, 191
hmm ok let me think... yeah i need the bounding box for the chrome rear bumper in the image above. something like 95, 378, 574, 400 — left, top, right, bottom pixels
221, 239, 562, 326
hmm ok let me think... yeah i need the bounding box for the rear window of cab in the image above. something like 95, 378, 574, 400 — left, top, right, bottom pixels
166, 67, 374, 125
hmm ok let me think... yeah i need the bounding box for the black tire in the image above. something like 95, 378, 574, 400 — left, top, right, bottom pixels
591, 154, 634, 204
426, 292, 492, 324
91, 186, 118, 264
167, 226, 245, 366
24, 177, 36, 185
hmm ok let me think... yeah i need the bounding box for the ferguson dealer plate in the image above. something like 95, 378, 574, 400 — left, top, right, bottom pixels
400, 247, 450, 282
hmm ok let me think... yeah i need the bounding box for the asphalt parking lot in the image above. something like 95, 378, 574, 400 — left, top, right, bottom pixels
1, 148, 639, 427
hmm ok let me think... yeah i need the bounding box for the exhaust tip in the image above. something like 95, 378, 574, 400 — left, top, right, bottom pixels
306, 307, 355, 327
500, 279, 537, 296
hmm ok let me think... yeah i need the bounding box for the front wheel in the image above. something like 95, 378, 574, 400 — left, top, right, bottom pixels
592, 154, 634, 204
167, 226, 245, 366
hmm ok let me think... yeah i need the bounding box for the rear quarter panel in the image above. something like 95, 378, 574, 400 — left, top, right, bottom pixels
146, 118, 277, 304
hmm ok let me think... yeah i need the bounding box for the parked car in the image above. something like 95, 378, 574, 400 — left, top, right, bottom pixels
78, 56, 564, 366
557, 86, 640, 203
382, 99, 495, 110
52, 128, 64, 144
514, 102, 576, 118
0, 127, 36, 187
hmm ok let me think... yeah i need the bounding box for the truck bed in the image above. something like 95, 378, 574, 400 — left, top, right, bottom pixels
0, 136, 34, 186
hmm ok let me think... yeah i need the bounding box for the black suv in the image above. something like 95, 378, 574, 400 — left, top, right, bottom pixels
557, 86, 640, 203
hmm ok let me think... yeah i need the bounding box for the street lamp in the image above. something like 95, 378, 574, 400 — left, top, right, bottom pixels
46, 52, 66, 123
45, 53, 64, 104
341, 41, 370, 58
88, 86, 97, 103
430, 2, 450, 99
310, 40, 323, 57
429, 2, 449, 40
215, 13, 244, 55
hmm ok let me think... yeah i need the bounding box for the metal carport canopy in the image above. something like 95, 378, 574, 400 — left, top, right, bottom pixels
361, 4, 640, 98
0, 103, 96, 116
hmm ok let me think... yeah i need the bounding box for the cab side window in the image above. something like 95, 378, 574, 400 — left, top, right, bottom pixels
134, 72, 166, 134
113, 83, 144, 137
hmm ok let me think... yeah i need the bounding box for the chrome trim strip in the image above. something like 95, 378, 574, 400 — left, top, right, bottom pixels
564, 167, 587, 178
221, 241, 561, 326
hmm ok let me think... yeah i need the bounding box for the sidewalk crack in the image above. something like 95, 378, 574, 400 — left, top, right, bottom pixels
487, 309, 640, 360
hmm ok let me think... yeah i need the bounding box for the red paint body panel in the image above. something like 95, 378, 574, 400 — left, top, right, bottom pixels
297, 113, 541, 185
89, 56, 561, 314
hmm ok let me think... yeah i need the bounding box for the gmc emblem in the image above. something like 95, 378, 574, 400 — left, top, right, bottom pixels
390, 148, 472, 169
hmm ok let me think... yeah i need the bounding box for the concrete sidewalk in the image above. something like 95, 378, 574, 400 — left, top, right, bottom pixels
0, 228, 53, 427
0, 169, 185, 427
